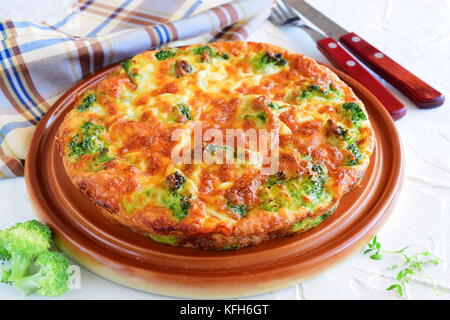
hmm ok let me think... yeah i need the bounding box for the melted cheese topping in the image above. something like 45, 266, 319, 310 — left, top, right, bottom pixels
58, 41, 375, 239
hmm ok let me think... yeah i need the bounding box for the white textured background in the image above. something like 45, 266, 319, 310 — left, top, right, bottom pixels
0, 0, 449, 300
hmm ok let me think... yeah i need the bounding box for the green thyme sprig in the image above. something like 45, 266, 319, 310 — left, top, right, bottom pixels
364, 235, 383, 260
364, 236, 444, 297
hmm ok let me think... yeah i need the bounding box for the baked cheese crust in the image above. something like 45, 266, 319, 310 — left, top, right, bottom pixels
57, 41, 375, 250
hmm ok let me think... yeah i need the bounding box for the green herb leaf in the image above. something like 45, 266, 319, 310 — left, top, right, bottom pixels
365, 235, 442, 298
370, 253, 382, 260
386, 284, 403, 297
388, 264, 399, 270
386, 284, 398, 291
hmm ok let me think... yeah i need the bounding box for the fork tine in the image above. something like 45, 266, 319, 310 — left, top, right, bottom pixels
271, 3, 284, 18
270, 0, 326, 41
280, 0, 303, 21
289, 6, 300, 17
276, 0, 292, 18
270, 4, 286, 24
275, 2, 290, 20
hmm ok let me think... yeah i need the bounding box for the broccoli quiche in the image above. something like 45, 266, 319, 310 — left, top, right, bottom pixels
57, 41, 375, 250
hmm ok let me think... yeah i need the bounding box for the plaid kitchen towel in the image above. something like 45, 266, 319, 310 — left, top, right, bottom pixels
0, 0, 273, 178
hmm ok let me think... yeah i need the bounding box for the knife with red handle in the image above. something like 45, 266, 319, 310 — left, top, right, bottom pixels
316, 38, 407, 120
288, 0, 445, 116
340, 32, 444, 109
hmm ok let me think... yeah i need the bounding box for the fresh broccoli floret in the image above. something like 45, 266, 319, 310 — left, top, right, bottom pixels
13, 251, 70, 297
76, 93, 97, 112
163, 192, 191, 221
0, 220, 72, 297
1, 264, 11, 284
68, 121, 106, 161
342, 102, 367, 123
227, 202, 248, 217
155, 49, 176, 61
0, 231, 10, 260
0, 220, 52, 281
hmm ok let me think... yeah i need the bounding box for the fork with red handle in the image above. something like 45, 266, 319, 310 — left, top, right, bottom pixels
271, 0, 445, 120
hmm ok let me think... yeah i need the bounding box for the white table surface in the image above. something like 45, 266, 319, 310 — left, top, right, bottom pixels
0, 0, 449, 300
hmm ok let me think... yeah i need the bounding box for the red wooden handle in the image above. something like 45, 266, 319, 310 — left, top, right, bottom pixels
340, 32, 444, 109
317, 37, 407, 120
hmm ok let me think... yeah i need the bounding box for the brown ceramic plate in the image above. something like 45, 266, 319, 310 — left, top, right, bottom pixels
25, 62, 403, 299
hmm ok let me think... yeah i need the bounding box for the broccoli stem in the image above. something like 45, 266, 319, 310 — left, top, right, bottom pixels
1, 265, 11, 283
13, 270, 42, 295
9, 253, 32, 281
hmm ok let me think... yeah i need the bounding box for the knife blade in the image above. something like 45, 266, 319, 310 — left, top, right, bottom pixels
287, 0, 348, 40
286, 0, 445, 109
